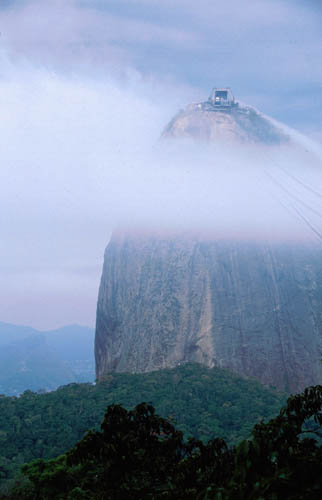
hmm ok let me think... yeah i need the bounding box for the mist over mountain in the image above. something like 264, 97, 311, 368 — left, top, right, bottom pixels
163, 93, 289, 145
95, 90, 322, 393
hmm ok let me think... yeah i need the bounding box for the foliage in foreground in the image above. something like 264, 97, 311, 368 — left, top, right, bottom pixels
6, 385, 322, 499
0, 363, 285, 492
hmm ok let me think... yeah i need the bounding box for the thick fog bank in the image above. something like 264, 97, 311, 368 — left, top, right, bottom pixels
113, 139, 322, 245
1, 58, 321, 327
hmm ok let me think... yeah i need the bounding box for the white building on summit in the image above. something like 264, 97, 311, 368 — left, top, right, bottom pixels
208, 88, 237, 108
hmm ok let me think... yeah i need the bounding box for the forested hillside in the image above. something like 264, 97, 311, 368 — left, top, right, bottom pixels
5, 386, 322, 499
0, 363, 285, 494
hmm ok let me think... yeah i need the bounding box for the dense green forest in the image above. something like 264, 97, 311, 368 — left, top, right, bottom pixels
5, 385, 322, 499
0, 363, 285, 494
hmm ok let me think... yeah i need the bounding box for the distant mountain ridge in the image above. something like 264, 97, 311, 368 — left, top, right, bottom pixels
0, 322, 95, 395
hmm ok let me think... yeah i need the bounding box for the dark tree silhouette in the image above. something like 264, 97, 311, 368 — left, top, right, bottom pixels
6, 386, 322, 499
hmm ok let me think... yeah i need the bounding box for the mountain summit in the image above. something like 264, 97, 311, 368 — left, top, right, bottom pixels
95, 89, 322, 393
163, 87, 289, 145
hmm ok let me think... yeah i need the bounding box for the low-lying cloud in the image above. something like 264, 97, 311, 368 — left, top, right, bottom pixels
1, 58, 322, 329
1, 0, 322, 329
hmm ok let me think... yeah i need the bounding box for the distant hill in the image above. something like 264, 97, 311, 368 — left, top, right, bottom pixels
0, 322, 95, 395
0, 322, 38, 346
0, 363, 286, 493
0, 335, 75, 395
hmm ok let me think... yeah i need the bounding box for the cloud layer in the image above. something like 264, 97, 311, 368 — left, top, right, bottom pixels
1, 0, 321, 132
0, 0, 321, 329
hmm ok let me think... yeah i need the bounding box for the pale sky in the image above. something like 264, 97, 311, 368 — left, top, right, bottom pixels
1, 0, 322, 329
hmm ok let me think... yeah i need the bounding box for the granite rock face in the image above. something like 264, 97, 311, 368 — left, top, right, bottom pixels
96, 233, 322, 392
162, 100, 289, 145
95, 91, 322, 392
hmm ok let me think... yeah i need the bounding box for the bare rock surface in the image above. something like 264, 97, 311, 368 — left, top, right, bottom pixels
96, 233, 322, 392
95, 90, 322, 393
162, 100, 289, 145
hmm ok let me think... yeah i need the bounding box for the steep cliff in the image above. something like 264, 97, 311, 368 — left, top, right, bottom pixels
95, 89, 322, 392
96, 233, 322, 392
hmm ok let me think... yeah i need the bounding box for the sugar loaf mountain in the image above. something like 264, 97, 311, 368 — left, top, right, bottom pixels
95, 88, 322, 393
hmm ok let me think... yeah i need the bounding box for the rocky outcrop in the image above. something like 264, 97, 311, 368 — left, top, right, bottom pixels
96, 233, 322, 392
95, 90, 322, 392
162, 100, 289, 145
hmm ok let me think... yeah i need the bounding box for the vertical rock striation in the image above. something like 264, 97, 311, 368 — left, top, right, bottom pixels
96, 233, 322, 392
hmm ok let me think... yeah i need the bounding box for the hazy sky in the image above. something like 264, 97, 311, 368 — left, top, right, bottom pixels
1, 0, 322, 329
